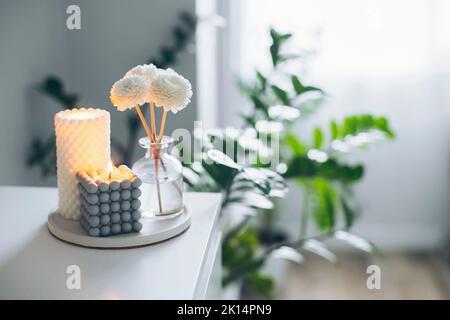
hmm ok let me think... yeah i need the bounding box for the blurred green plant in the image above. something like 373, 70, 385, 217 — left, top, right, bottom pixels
183, 27, 394, 298
26, 11, 197, 176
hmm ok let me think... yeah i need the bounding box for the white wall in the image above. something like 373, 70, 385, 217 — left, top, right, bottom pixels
196, 0, 219, 129
0, 0, 197, 186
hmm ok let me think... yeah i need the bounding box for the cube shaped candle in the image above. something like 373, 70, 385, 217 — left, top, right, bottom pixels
76, 165, 143, 237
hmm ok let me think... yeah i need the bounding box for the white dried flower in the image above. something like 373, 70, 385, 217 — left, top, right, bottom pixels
110, 76, 149, 111
125, 64, 159, 83
149, 69, 193, 113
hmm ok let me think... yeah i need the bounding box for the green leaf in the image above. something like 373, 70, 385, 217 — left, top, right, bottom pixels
280, 34, 292, 41
222, 217, 251, 245
229, 192, 274, 210
269, 28, 292, 45
239, 168, 287, 197
230, 181, 254, 193
330, 120, 339, 140
335, 114, 395, 142
343, 116, 358, 136
268, 105, 300, 121
297, 95, 326, 116
269, 28, 292, 67
310, 178, 336, 231
285, 156, 364, 183
341, 164, 364, 182
247, 272, 275, 299
240, 113, 256, 127
237, 79, 256, 97
315, 159, 339, 179
271, 85, 290, 105
284, 156, 316, 178
334, 231, 379, 254
207, 149, 241, 170
270, 42, 280, 67
222, 225, 259, 269
291, 75, 303, 95
374, 116, 395, 139
291, 75, 323, 95
271, 246, 304, 264
256, 70, 267, 91
302, 239, 338, 263
202, 150, 241, 189
251, 95, 269, 116
202, 161, 232, 189
341, 197, 356, 228
285, 132, 306, 155
360, 114, 374, 130
313, 127, 324, 149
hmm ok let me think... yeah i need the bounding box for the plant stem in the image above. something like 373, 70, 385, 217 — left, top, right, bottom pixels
150, 102, 157, 141
135, 105, 155, 143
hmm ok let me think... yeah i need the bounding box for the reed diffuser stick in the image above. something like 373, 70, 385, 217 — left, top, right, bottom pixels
135, 105, 154, 143
154, 157, 163, 212
150, 101, 157, 140
158, 110, 168, 142
149, 102, 163, 213
136, 104, 163, 213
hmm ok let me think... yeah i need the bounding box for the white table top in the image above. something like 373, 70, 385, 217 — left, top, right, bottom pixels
0, 186, 221, 299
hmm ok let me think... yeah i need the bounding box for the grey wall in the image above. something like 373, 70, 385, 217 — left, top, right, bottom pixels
0, 0, 197, 186
0, 0, 69, 186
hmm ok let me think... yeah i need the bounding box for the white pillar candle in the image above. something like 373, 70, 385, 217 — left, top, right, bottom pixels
55, 108, 110, 220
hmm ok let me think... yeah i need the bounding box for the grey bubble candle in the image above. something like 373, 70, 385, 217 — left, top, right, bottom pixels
76, 165, 143, 237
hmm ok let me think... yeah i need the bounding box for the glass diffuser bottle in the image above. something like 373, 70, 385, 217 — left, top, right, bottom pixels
132, 136, 184, 219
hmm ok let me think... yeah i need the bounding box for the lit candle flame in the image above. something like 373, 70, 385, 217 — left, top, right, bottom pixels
107, 160, 114, 179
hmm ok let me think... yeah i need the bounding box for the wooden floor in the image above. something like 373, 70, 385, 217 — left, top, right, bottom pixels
278, 251, 450, 299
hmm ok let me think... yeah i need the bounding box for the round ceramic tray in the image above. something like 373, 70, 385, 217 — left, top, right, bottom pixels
47, 206, 191, 249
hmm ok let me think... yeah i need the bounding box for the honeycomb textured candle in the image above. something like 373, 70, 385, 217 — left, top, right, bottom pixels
55, 108, 110, 220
